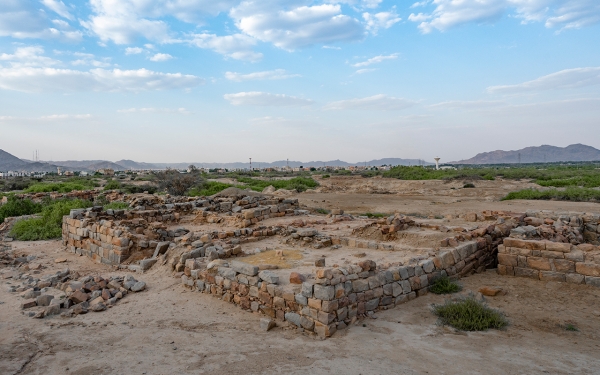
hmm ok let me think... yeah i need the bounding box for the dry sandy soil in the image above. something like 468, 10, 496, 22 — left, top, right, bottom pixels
1, 177, 600, 375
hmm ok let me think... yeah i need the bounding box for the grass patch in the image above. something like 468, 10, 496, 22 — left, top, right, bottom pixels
315, 208, 330, 214
564, 323, 579, 332
236, 176, 318, 193
433, 296, 509, 331
322, 174, 330, 178
429, 276, 462, 294
0, 196, 42, 222
362, 212, 388, 218
188, 181, 235, 196
463, 183, 475, 188
104, 179, 122, 190
10, 199, 93, 240
24, 178, 97, 193
502, 187, 600, 202
103, 202, 130, 210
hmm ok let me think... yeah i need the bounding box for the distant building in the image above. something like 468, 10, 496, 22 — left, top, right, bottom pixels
97, 168, 115, 176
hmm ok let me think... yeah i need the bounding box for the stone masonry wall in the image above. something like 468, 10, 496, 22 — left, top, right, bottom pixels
181, 239, 496, 338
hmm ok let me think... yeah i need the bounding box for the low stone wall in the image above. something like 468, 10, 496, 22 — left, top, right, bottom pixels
498, 238, 600, 287
181, 240, 495, 338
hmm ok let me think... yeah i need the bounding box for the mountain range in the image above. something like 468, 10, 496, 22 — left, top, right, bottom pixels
1, 144, 599, 172
452, 144, 600, 164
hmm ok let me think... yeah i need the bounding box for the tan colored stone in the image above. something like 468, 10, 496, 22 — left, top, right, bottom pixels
498, 253, 518, 267
575, 263, 600, 277
527, 257, 551, 271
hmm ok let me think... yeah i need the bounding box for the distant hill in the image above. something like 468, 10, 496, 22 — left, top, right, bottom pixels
152, 158, 432, 169
116, 160, 159, 170
452, 144, 600, 164
87, 161, 126, 171
0, 149, 29, 170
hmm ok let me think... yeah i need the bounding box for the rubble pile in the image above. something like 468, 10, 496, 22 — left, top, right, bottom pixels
509, 211, 600, 245
6, 268, 146, 318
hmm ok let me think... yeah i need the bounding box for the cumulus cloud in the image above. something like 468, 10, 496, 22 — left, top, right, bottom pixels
0, 67, 203, 92
125, 47, 144, 55
0, 0, 82, 40
189, 33, 262, 61
224, 92, 313, 106
409, 0, 600, 33
149, 53, 173, 62
363, 10, 401, 34
70, 52, 112, 67
330, 0, 383, 9
40, 114, 92, 120
487, 67, 600, 94
225, 69, 300, 82
324, 94, 415, 110
231, 3, 364, 50
0, 46, 61, 68
352, 53, 399, 67
354, 68, 376, 74
428, 100, 506, 109
41, 0, 74, 20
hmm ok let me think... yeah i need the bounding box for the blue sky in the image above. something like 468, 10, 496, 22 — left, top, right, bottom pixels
0, 0, 599, 163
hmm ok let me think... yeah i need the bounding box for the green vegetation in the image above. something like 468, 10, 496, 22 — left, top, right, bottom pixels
502, 187, 600, 202
10, 199, 93, 240
429, 276, 462, 294
315, 208, 330, 214
433, 297, 509, 331
24, 178, 97, 193
322, 174, 330, 178
103, 202, 130, 210
103, 179, 122, 190
463, 183, 475, 188
0, 196, 42, 222
564, 323, 579, 332
236, 176, 318, 192
383, 164, 600, 187
188, 181, 235, 197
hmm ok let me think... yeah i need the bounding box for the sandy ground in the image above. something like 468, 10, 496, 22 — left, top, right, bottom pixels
1, 177, 600, 374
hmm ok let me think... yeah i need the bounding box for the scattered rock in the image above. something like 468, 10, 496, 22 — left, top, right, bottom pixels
54, 258, 68, 263
289, 272, 306, 284
260, 318, 276, 331
130, 281, 146, 292
478, 287, 505, 297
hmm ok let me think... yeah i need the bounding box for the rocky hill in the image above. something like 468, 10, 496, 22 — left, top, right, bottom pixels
453, 144, 600, 164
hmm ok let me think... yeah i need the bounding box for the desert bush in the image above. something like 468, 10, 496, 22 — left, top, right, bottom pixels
236, 176, 318, 192
24, 178, 97, 193
103, 202, 130, 210
429, 276, 462, 294
0, 196, 42, 222
154, 169, 204, 196
188, 181, 234, 197
502, 187, 600, 202
463, 183, 475, 188
10, 199, 93, 240
432, 297, 508, 331
315, 208, 330, 214
103, 179, 122, 190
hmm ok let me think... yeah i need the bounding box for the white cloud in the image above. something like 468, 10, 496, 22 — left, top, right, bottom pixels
0, 46, 61, 68
41, 0, 74, 20
324, 94, 415, 110
322, 45, 342, 50
363, 10, 401, 34
354, 68, 376, 74
125, 47, 144, 55
83, 0, 236, 44
40, 114, 92, 120
410, 0, 600, 33
411, 1, 431, 8
231, 3, 364, 50
0, 67, 203, 92
352, 53, 399, 67
225, 69, 300, 82
70, 52, 112, 67
224, 92, 313, 106
189, 33, 262, 61
0, 0, 82, 41
330, 0, 383, 9
487, 67, 600, 93
149, 53, 173, 62
117, 107, 190, 114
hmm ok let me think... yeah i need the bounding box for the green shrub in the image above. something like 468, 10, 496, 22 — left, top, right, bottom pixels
10, 199, 93, 240
322, 174, 330, 179
433, 297, 508, 331
188, 181, 234, 196
429, 276, 462, 294
0, 196, 42, 222
24, 178, 97, 193
236, 176, 318, 192
502, 187, 600, 202
315, 208, 330, 214
564, 323, 579, 332
103, 202, 130, 210
362, 212, 388, 218
121, 184, 157, 194
103, 179, 122, 190
463, 183, 475, 188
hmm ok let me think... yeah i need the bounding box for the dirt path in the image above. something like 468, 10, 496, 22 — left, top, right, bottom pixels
1, 241, 599, 375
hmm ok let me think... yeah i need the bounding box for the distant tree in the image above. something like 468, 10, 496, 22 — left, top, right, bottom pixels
154, 168, 204, 196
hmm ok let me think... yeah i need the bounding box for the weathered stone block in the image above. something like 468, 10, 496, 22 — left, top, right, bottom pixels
498, 254, 518, 267
527, 257, 551, 271
314, 284, 335, 301
540, 271, 566, 282
514, 267, 539, 279
231, 261, 259, 276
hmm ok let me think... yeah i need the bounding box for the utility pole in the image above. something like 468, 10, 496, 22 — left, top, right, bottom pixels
249, 158, 252, 171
